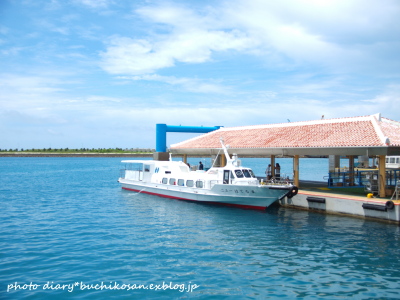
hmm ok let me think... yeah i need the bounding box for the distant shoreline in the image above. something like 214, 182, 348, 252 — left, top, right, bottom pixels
0, 153, 154, 157
0, 152, 327, 158
0, 153, 326, 158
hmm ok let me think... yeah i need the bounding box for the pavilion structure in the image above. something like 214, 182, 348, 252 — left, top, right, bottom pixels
169, 113, 400, 198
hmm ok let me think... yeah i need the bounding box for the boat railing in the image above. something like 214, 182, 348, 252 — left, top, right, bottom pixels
327, 169, 399, 188
262, 174, 294, 186
209, 178, 293, 188
209, 180, 258, 188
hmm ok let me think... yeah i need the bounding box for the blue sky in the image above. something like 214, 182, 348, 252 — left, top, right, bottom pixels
1, 0, 399, 149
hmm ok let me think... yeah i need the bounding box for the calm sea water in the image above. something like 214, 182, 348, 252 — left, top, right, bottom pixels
1, 157, 400, 299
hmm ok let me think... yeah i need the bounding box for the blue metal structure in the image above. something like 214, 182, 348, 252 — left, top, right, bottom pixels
156, 124, 222, 152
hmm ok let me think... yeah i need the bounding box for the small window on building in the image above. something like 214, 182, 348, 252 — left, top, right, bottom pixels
169, 178, 176, 185
162, 178, 168, 184
196, 180, 204, 188
178, 179, 184, 186
186, 180, 194, 187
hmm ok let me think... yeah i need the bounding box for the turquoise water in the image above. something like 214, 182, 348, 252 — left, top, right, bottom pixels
1, 157, 400, 299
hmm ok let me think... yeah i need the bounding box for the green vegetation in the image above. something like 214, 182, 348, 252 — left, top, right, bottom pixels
0, 148, 155, 153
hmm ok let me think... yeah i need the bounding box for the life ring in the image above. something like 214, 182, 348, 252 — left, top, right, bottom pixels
286, 186, 298, 199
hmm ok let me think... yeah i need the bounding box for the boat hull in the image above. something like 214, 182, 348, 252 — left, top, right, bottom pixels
119, 179, 291, 210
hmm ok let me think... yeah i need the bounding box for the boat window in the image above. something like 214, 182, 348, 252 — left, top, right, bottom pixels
178, 179, 184, 186
169, 178, 176, 185
248, 169, 255, 178
390, 157, 395, 163
126, 163, 142, 171
196, 180, 203, 188
234, 169, 244, 178
223, 170, 230, 184
165, 171, 171, 174
162, 178, 168, 184
242, 169, 252, 178
186, 180, 194, 187
144, 165, 150, 172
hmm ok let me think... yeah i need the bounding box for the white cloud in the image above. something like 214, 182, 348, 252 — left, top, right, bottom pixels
86, 96, 121, 102
74, 0, 111, 9
362, 85, 400, 115
224, 0, 400, 71
100, 28, 256, 75
121, 74, 231, 94
100, 0, 400, 81
100, 3, 259, 76
100, 37, 174, 75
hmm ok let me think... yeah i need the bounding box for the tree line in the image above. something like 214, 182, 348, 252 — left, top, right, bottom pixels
0, 148, 155, 153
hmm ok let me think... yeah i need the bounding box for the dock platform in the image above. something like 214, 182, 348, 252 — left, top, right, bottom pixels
280, 180, 400, 224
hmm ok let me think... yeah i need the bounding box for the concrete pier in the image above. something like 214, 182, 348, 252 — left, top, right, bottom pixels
280, 181, 400, 223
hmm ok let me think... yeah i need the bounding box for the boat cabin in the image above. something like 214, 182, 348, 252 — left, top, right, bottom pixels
386, 156, 400, 169
120, 159, 259, 190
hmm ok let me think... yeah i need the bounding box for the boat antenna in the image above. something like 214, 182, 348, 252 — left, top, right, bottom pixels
220, 137, 232, 164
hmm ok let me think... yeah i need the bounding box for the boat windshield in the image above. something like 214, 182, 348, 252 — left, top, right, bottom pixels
247, 169, 256, 178
234, 169, 255, 178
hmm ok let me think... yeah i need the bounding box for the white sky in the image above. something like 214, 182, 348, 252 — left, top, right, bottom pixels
1, 0, 399, 149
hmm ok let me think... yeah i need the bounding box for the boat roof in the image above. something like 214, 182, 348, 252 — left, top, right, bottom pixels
121, 160, 188, 166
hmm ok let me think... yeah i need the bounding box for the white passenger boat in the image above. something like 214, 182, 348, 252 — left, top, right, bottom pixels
118, 143, 298, 210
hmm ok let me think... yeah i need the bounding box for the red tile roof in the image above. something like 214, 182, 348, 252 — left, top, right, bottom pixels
171, 114, 400, 150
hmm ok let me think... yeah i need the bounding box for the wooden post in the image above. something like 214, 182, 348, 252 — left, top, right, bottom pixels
378, 155, 386, 197
349, 155, 354, 186
293, 155, 299, 187
183, 154, 187, 164
220, 153, 226, 167
271, 155, 275, 178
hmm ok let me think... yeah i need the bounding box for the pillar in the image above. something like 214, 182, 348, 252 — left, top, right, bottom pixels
271, 155, 275, 178
378, 155, 386, 197
293, 155, 300, 187
329, 155, 340, 172
349, 155, 354, 186
220, 153, 226, 167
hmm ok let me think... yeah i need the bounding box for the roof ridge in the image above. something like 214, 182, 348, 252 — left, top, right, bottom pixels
381, 116, 400, 126
219, 115, 374, 131
370, 115, 386, 145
